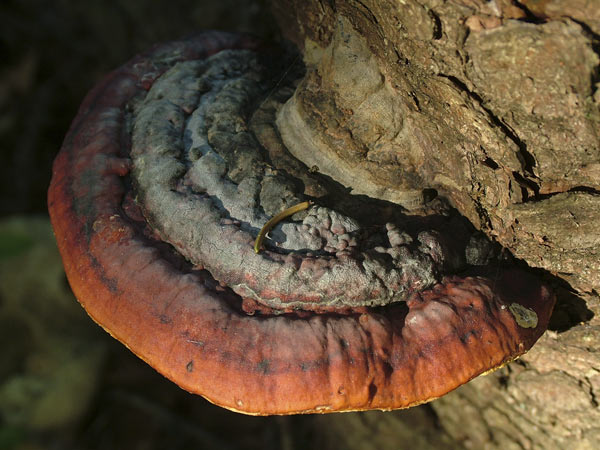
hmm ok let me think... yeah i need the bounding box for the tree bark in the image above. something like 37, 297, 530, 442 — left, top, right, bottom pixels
269, 1, 600, 448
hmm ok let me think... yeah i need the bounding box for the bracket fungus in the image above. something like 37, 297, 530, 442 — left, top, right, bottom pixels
48, 32, 555, 415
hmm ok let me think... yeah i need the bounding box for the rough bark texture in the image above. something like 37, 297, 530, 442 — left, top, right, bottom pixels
270, 0, 600, 448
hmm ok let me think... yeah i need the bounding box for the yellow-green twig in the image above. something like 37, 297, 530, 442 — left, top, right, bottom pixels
254, 201, 312, 254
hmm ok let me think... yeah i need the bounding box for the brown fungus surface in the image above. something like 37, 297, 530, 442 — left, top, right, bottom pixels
48, 32, 555, 415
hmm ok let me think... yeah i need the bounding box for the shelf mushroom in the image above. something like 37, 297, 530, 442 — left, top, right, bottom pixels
48, 32, 555, 415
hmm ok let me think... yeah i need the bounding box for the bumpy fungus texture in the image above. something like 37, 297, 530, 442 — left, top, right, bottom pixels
48, 32, 555, 415
128, 43, 460, 312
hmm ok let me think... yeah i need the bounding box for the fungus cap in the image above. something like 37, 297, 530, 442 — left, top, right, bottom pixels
48, 32, 555, 415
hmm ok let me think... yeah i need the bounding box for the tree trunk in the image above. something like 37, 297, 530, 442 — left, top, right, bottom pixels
269, 1, 600, 448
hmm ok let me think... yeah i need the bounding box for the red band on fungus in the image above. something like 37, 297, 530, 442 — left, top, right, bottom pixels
48, 32, 555, 414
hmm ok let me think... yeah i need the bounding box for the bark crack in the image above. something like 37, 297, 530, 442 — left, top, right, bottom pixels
350, 0, 380, 27
438, 73, 540, 202
510, 1, 548, 25
584, 376, 599, 408
532, 186, 600, 202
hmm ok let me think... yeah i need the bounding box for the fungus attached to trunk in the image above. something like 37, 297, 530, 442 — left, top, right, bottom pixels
48, 32, 555, 415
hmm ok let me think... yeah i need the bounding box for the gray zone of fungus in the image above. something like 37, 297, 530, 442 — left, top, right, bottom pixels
130, 48, 468, 311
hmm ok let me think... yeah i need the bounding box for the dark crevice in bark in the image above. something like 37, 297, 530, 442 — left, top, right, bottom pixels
428, 9, 442, 40
482, 157, 499, 170
569, 19, 600, 98
496, 369, 510, 389
318, 0, 336, 14
473, 200, 493, 231
562, 185, 600, 196
439, 74, 539, 186
587, 378, 599, 408
530, 186, 600, 202
511, 1, 548, 25
543, 278, 594, 332
350, 0, 380, 28
511, 171, 538, 202
394, 47, 409, 65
